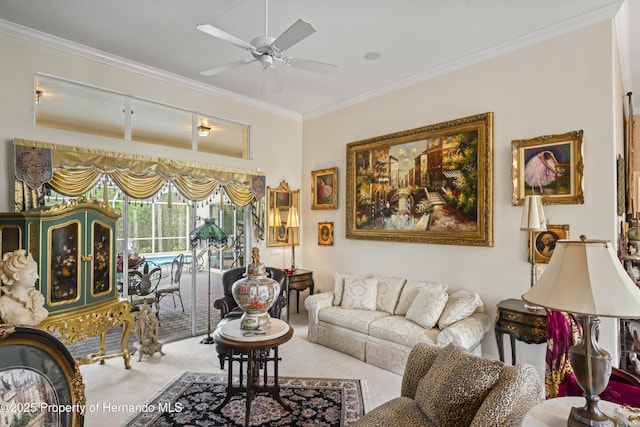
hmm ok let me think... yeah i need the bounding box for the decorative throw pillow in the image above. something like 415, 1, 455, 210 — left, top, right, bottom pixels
414, 343, 503, 427
437, 290, 481, 329
405, 289, 448, 329
333, 273, 369, 306
395, 280, 448, 316
374, 275, 406, 314
341, 277, 378, 311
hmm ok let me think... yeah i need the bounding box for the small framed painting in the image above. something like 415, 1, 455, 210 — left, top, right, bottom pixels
318, 222, 334, 246
528, 224, 570, 263
312, 167, 338, 210
512, 130, 584, 205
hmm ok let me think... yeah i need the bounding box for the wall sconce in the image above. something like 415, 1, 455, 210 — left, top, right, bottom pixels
197, 125, 211, 137
35, 90, 43, 104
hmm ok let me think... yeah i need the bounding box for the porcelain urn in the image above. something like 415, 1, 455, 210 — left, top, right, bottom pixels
231, 248, 280, 331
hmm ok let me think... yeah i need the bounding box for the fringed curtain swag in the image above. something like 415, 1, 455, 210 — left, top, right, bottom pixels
14, 139, 262, 209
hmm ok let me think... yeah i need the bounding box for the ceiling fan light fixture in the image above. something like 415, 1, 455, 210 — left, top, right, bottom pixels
197, 125, 211, 137
259, 54, 275, 70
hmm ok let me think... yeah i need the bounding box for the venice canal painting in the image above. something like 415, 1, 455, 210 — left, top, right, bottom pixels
346, 113, 493, 246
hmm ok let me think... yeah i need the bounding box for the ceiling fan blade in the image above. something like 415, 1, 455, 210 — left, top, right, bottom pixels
260, 68, 281, 96
200, 59, 254, 77
287, 57, 338, 74
196, 24, 254, 51
273, 19, 316, 51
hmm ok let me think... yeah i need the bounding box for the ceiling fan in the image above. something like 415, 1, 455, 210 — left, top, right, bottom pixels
196, 0, 338, 93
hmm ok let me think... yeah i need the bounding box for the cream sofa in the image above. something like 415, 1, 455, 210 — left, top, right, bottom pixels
305, 273, 492, 374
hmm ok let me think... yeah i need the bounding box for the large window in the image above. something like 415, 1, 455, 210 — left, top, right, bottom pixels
44, 184, 246, 272
34, 75, 250, 159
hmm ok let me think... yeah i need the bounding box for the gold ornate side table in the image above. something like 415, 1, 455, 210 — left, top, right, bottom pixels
495, 298, 547, 364
40, 299, 133, 369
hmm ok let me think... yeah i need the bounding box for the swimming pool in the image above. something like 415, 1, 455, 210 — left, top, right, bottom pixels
142, 253, 189, 266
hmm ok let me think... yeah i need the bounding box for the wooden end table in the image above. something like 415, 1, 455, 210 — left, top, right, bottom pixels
212, 318, 294, 427
286, 269, 314, 321
495, 298, 547, 364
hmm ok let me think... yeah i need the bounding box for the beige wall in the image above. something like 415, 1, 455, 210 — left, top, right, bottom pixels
0, 31, 303, 268
0, 20, 628, 374
302, 21, 623, 370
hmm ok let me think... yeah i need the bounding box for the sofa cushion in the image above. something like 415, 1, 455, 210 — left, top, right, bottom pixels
406, 288, 448, 329
414, 343, 503, 427
333, 272, 370, 306
395, 280, 448, 316
369, 316, 439, 347
438, 290, 481, 329
374, 275, 406, 314
318, 305, 389, 334
341, 276, 378, 310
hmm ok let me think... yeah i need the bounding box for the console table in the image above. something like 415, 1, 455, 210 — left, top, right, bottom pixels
495, 298, 547, 364
213, 318, 294, 427
286, 269, 314, 321
40, 299, 134, 369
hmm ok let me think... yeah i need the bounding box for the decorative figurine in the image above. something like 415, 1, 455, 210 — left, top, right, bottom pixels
0, 249, 49, 326
231, 247, 280, 331
133, 302, 164, 361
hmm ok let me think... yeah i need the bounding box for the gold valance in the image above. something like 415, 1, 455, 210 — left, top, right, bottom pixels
14, 139, 262, 206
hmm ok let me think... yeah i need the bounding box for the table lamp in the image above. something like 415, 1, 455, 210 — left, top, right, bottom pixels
521, 195, 547, 288
286, 206, 300, 272
522, 237, 640, 427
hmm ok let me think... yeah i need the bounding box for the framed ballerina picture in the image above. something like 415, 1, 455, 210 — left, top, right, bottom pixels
312, 167, 338, 209
512, 130, 584, 205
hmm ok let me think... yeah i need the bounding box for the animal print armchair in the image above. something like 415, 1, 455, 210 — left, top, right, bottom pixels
353, 342, 543, 427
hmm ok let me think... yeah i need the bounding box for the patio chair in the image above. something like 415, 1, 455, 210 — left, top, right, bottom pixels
155, 254, 185, 313
129, 261, 162, 312
188, 249, 207, 273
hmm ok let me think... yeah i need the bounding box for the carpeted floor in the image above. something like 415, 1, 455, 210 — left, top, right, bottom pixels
124, 372, 365, 426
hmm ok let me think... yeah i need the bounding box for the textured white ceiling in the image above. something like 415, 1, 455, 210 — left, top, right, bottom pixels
0, 0, 637, 118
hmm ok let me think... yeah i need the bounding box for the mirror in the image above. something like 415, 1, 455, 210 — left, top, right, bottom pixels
266, 181, 300, 247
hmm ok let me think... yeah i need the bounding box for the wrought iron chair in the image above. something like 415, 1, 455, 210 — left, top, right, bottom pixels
188, 249, 207, 273
155, 254, 185, 313
129, 261, 162, 312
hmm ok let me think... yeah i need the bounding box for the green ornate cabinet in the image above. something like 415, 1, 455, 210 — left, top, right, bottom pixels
0, 197, 133, 368
0, 197, 119, 317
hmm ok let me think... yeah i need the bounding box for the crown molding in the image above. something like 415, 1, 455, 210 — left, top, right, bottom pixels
303, 1, 624, 120
0, 19, 302, 121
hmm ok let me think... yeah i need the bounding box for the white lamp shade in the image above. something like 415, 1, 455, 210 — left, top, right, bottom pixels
522, 239, 640, 318
520, 195, 547, 231
286, 207, 300, 228
268, 208, 281, 227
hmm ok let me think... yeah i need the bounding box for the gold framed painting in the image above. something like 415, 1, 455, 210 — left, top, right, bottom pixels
318, 222, 334, 245
345, 112, 493, 246
512, 130, 584, 205
312, 167, 338, 209
528, 224, 570, 263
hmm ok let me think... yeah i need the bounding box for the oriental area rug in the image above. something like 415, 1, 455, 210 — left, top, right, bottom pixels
124, 372, 365, 426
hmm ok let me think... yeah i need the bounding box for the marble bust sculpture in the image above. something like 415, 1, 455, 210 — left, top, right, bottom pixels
0, 249, 48, 325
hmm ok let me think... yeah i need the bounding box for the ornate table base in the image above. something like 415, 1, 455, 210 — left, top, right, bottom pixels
40, 299, 133, 369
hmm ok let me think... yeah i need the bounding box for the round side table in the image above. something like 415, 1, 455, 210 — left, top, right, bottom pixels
212, 318, 294, 427
522, 396, 620, 427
